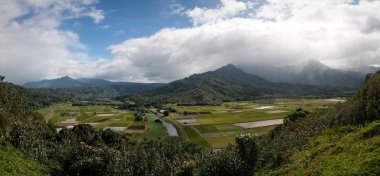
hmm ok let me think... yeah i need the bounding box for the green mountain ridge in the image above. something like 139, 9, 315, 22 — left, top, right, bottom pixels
131, 64, 354, 103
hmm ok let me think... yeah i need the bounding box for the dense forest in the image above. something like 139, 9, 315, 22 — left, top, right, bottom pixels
1, 71, 380, 175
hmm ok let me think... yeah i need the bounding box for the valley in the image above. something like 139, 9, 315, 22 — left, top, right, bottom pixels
39, 98, 344, 149
2, 1, 380, 175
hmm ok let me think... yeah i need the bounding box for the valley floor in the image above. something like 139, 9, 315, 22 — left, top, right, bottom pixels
38, 98, 345, 148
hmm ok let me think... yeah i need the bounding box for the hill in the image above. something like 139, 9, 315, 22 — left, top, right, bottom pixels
0, 143, 50, 175
23, 76, 90, 88
266, 122, 380, 175
254, 70, 380, 175
23, 76, 165, 92
239, 59, 367, 88
131, 64, 353, 103
22, 77, 165, 104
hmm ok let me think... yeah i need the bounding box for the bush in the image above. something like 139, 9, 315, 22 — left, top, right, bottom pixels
284, 108, 310, 123
362, 121, 380, 139
236, 134, 258, 168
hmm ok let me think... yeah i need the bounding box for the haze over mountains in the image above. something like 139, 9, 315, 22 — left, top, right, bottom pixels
239, 59, 377, 88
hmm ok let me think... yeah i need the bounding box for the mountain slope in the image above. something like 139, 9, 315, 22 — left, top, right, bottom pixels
133, 65, 278, 103
271, 122, 380, 175
22, 77, 165, 102
240, 60, 365, 88
131, 64, 351, 103
0, 143, 50, 175
255, 70, 380, 175
23, 76, 90, 88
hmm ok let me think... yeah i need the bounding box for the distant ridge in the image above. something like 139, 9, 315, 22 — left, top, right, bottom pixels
130, 64, 352, 103
239, 59, 367, 88
23, 76, 89, 88
23, 76, 166, 97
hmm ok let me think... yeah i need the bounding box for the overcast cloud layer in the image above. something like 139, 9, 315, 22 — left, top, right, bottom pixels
1, 0, 380, 83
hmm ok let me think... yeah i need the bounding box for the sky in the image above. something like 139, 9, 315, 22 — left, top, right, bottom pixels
1, 0, 380, 84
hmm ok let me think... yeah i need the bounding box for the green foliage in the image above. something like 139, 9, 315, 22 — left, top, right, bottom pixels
163, 110, 169, 116
197, 147, 252, 176
175, 160, 197, 176
236, 134, 258, 168
0, 142, 50, 175
284, 107, 310, 123
362, 121, 380, 139
260, 122, 380, 175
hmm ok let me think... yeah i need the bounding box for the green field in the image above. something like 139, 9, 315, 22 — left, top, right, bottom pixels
39, 98, 343, 148
39, 103, 170, 143
183, 126, 210, 147
142, 114, 169, 141
170, 98, 343, 148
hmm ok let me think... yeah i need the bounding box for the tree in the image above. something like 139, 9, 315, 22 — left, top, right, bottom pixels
284, 108, 310, 123
236, 134, 258, 168
0, 75, 5, 82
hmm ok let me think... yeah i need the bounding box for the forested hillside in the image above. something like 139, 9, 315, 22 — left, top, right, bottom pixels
130, 64, 353, 104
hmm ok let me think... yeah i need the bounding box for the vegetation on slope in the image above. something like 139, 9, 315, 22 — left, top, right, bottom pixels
0, 142, 49, 175
252, 71, 380, 174
269, 122, 380, 175
130, 64, 353, 104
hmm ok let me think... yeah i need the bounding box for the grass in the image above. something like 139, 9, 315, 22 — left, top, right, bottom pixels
196, 110, 287, 125
0, 142, 51, 175
142, 114, 169, 140
193, 125, 220, 133
129, 133, 142, 142
262, 121, 380, 175
206, 135, 237, 148
175, 98, 338, 148
183, 126, 210, 147
215, 124, 243, 132
177, 106, 229, 113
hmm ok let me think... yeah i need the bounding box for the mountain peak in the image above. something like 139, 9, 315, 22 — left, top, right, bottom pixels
215, 64, 241, 73
60, 76, 73, 80
303, 59, 329, 68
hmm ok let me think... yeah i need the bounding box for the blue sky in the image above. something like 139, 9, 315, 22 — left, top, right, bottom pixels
61, 0, 220, 59
1, 0, 380, 83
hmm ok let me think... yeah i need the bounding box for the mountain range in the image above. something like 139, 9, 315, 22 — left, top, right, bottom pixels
23, 76, 164, 94
129, 64, 355, 103
23, 61, 379, 103
238, 60, 378, 88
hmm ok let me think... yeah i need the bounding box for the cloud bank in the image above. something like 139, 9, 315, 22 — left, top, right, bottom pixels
1, 0, 380, 83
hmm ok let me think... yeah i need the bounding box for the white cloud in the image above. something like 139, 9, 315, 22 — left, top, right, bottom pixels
98, 0, 380, 82
186, 0, 248, 26
0, 0, 104, 83
1, 0, 380, 84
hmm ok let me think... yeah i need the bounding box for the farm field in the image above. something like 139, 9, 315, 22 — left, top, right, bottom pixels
38, 98, 345, 148
38, 103, 170, 142
170, 98, 345, 148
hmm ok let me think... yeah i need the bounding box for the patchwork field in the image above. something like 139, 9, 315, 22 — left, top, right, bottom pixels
39, 103, 170, 142
170, 98, 345, 148
39, 98, 345, 148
